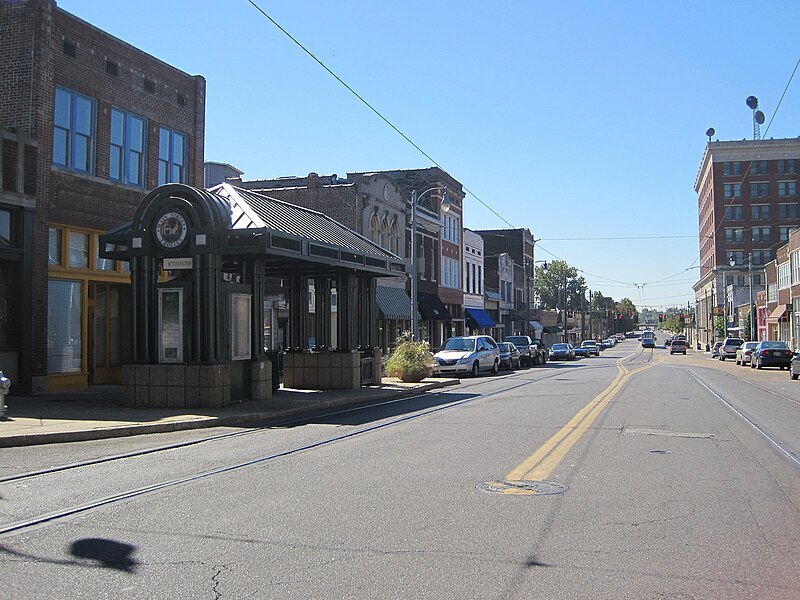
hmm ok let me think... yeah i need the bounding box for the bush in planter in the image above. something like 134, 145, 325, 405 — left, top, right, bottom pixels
385, 332, 433, 382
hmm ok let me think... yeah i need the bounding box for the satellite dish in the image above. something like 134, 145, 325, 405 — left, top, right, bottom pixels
706, 127, 715, 138
755, 110, 765, 124
746, 96, 759, 109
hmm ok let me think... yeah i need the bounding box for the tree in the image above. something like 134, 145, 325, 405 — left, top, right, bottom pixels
741, 311, 752, 341
533, 260, 587, 312
713, 315, 726, 338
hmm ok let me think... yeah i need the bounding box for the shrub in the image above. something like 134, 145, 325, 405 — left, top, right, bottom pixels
385, 332, 433, 382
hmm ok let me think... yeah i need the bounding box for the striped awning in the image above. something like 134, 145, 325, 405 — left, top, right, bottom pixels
376, 286, 412, 320
767, 304, 790, 323
418, 292, 452, 321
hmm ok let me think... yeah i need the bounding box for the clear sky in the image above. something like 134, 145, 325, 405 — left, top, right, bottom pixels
58, 0, 800, 311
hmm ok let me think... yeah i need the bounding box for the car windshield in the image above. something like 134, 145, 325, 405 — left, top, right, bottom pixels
761, 341, 788, 349
498, 343, 511, 352
744, 342, 759, 349
553, 343, 569, 351
443, 338, 475, 352
581, 341, 596, 346
726, 339, 744, 346
504, 337, 527, 345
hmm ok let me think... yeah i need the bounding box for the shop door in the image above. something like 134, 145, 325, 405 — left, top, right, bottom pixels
88, 282, 130, 384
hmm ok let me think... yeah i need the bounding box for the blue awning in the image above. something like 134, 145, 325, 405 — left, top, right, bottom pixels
529, 320, 544, 333
465, 307, 496, 328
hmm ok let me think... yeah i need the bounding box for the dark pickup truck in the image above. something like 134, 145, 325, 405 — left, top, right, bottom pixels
503, 335, 548, 366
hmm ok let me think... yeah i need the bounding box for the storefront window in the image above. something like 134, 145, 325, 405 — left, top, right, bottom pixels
69, 231, 88, 268
48, 279, 82, 373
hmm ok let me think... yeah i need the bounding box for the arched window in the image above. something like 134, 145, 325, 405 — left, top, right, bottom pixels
369, 213, 380, 244
390, 220, 399, 255
380, 217, 389, 249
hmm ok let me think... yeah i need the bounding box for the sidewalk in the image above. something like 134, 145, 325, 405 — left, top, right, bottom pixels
0, 377, 460, 448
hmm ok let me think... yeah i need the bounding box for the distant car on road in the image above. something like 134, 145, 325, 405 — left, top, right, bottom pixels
669, 339, 687, 354
711, 341, 723, 358
751, 340, 793, 370
580, 340, 600, 356
503, 335, 544, 367
497, 342, 521, 370
789, 352, 800, 380
549, 343, 575, 361
573, 345, 590, 358
719, 337, 745, 361
735, 341, 759, 366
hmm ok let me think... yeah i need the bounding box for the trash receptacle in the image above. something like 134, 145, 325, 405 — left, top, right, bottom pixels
267, 351, 283, 392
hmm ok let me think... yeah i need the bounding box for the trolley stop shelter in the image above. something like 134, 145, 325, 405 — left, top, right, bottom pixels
100, 183, 405, 408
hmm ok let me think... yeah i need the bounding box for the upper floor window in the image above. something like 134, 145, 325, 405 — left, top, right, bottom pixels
723, 161, 741, 176
725, 228, 743, 243
442, 257, 460, 289
110, 108, 147, 187
751, 204, 769, 220
441, 213, 460, 244
780, 226, 799, 241
779, 262, 790, 289
750, 182, 769, 198
779, 203, 799, 219
777, 159, 797, 174
158, 126, 186, 185
750, 160, 768, 175
723, 183, 742, 198
53, 86, 95, 174
778, 181, 797, 197
369, 214, 379, 244
0, 209, 13, 246
725, 205, 743, 221
390, 221, 399, 255
730, 250, 744, 266
752, 226, 771, 243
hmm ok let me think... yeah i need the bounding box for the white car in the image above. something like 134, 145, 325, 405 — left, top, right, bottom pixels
432, 335, 500, 377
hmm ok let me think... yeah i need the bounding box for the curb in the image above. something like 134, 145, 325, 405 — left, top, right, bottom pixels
0, 378, 460, 448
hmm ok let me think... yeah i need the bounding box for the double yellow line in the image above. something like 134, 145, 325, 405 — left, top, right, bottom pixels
499, 356, 659, 494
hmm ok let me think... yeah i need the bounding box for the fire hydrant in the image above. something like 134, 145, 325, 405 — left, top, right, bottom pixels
0, 370, 10, 420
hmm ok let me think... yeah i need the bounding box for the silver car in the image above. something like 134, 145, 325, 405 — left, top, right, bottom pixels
432, 335, 500, 377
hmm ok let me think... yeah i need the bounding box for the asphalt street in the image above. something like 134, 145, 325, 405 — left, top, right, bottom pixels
2, 337, 799, 599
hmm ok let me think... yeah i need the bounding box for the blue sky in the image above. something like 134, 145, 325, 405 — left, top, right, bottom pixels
59, 0, 799, 310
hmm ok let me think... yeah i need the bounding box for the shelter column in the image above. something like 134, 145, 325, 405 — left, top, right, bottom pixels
313, 277, 331, 350
336, 274, 357, 351
288, 275, 308, 350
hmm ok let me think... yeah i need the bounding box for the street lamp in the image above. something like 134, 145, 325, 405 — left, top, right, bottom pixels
410, 187, 450, 341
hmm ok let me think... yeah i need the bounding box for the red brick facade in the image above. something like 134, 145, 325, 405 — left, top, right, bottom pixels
0, 0, 205, 392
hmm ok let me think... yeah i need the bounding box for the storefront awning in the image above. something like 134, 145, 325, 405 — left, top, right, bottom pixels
529, 320, 544, 333
767, 304, 790, 322
543, 325, 562, 334
418, 292, 452, 321
465, 307, 496, 328
376, 286, 412, 320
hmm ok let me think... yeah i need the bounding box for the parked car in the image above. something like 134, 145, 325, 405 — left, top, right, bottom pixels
789, 352, 800, 379
614, 333, 625, 342
710, 341, 723, 358
735, 341, 759, 366
573, 345, 590, 358
751, 340, 793, 370
599, 338, 614, 350
664, 338, 672, 348
669, 339, 687, 354
549, 343, 575, 360
718, 337, 745, 361
503, 335, 545, 367
497, 342, 521, 370
432, 335, 500, 377
580, 340, 600, 356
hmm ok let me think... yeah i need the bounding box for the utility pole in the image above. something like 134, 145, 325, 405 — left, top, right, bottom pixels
581, 287, 586, 341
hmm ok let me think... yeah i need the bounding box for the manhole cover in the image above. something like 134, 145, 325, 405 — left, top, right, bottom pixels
476, 480, 568, 495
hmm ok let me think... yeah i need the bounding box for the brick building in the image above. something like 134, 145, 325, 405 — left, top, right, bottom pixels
693, 138, 800, 346
0, 0, 205, 392
472, 228, 536, 339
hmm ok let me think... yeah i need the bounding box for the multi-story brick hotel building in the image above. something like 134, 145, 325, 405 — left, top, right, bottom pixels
0, 0, 205, 392
694, 138, 800, 347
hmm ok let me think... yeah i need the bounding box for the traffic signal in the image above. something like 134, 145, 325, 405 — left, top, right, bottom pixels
679, 312, 685, 325
605, 309, 609, 317
658, 314, 664, 322
617, 314, 622, 320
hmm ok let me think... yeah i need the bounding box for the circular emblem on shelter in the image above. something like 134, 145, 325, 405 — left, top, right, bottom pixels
155, 211, 188, 249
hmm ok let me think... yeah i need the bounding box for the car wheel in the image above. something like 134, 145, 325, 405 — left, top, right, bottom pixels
491, 360, 499, 375
720, 356, 725, 361
735, 358, 740, 365
792, 368, 799, 380
471, 361, 480, 377
756, 359, 762, 370
750, 360, 756, 369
